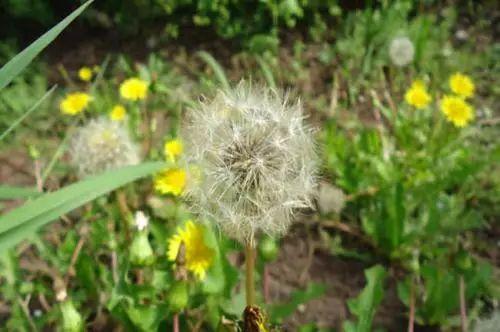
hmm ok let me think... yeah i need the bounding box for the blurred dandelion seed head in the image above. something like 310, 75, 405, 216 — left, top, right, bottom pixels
69, 118, 140, 177
183, 82, 318, 243
389, 36, 415, 67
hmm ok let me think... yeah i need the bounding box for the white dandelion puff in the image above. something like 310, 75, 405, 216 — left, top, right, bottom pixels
69, 118, 140, 178
182, 82, 318, 244
389, 36, 415, 67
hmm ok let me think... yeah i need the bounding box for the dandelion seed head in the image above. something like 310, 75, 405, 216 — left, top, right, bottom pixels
389, 36, 415, 67
69, 118, 140, 177
182, 83, 318, 243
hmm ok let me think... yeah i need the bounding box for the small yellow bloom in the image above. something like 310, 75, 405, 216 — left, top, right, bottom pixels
449, 73, 475, 98
440, 95, 474, 127
404, 80, 432, 109
154, 168, 186, 196
120, 78, 148, 101
78, 67, 93, 82
167, 220, 214, 279
60, 92, 92, 115
110, 105, 126, 121
164, 139, 183, 162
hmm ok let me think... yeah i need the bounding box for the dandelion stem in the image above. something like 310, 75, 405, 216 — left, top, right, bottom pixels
460, 275, 468, 332
263, 264, 270, 303
173, 313, 179, 332
408, 277, 415, 332
245, 242, 256, 307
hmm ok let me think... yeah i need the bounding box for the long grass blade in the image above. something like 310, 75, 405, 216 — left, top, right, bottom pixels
0, 85, 56, 141
0, 161, 164, 253
0, 0, 93, 90
0, 186, 41, 200
197, 51, 231, 92
255, 56, 277, 90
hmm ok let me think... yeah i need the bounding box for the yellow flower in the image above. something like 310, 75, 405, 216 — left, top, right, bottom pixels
78, 67, 93, 82
154, 168, 186, 196
110, 105, 126, 121
167, 220, 214, 279
60, 92, 92, 115
404, 80, 432, 109
120, 78, 148, 101
449, 73, 475, 98
440, 95, 474, 127
164, 139, 183, 162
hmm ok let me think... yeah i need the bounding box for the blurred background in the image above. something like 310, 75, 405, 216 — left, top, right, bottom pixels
0, 0, 498, 331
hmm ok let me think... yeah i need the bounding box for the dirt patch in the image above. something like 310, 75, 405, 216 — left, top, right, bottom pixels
268, 226, 407, 331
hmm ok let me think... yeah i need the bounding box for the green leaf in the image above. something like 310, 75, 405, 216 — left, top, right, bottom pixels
0, 162, 165, 253
343, 265, 386, 332
0, 85, 56, 141
202, 225, 225, 294
268, 282, 326, 321
0, 0, 93, 90
0, 186, 41, 200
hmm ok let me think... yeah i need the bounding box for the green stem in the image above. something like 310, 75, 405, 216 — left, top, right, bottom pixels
245, 242, 256, 307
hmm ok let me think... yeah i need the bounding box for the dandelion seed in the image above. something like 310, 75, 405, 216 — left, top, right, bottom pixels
449, 73, 475, 98
167, 220, 214, 279
78, 67, 93, 82
440, 95, 474, 127
164, 139, 183, 162
405, 80, 432, 109
389, 36, 415, 67
182, 82, 318, 243
120, 77, 148, 101
110, 105, 126, 121
154, 168, 186, 196
69, 118, 140, 177
60, 92, 92, 115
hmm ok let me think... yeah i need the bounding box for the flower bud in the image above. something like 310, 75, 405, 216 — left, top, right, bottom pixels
168, 281, 189, 313
129, 232, 155, 266
456, 251, 472, 272
60, 300, 83, 332
259, 236, 279, 262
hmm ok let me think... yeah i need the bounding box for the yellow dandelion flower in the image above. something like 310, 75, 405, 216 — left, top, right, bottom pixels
120, 78, 148, 101
154, 168, 186, 196
60, 92, 92, 115
167, 220, 214, 279
440, 95, 474, 127
164, 139, 183, 162
449, 73, 475, 98
110, 105, 126, 121
78, 67, 93, 82
404, 80, 432, 109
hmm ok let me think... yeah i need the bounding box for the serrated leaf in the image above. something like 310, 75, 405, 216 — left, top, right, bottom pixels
343, 265, 386, 332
